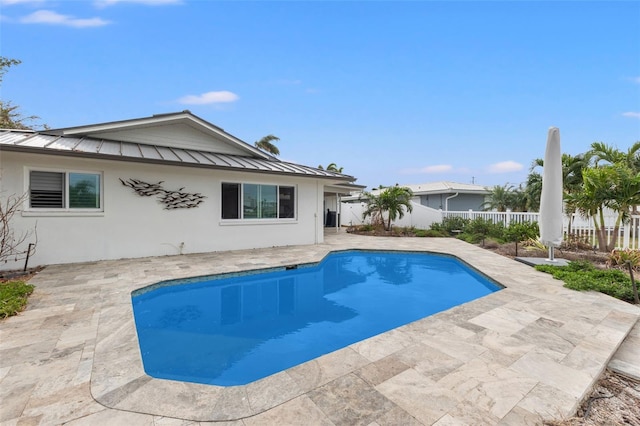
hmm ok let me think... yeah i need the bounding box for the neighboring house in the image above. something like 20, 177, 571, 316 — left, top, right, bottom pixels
0, 111, 360, 270
404, 181, 490, 211
343, 181, 490, 212
339, 181, 489, 229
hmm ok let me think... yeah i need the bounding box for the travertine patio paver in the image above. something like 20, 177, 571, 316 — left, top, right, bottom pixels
0, 232, 638, 425
608, 320, 640, 380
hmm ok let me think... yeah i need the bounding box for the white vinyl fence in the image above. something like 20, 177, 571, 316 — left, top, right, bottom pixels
442, 210, 640, 250
341, 201, 640, 250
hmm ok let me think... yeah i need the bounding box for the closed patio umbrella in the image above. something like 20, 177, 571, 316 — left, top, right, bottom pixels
539, 127, 563, 261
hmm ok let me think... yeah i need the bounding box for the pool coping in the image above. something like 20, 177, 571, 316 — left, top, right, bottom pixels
86, 235, 640, 422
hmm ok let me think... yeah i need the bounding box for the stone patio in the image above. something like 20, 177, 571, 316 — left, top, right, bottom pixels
1, 232, 638, 425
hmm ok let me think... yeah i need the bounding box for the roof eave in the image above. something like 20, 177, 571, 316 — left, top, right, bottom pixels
413, 190, 490, 196
1, 144, 356, 183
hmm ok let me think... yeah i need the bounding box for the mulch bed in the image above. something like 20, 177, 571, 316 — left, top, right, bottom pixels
0, 266, 44, 283
545, 371, 640, 426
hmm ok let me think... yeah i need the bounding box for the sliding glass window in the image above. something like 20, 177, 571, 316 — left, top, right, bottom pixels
222, 183, 295, 220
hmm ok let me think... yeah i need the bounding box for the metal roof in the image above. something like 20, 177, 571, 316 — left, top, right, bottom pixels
0, 130, 355, 181
401, 181, 490, 194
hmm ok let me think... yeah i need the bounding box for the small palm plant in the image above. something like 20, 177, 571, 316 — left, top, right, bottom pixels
361, 185, 413, 231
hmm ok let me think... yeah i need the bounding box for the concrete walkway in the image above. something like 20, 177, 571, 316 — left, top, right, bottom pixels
1, 233, 638, 425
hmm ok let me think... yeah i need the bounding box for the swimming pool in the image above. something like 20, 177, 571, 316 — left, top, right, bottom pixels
131, 250, 501, 386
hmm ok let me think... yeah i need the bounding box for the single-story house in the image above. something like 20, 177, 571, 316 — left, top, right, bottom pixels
342, 181, 490, 212
0, 111, 362, 270
403, 181, 490, 211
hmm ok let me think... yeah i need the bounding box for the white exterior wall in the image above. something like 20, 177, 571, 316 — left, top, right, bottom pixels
340, 201, 442, 229
0, 151, 325, 270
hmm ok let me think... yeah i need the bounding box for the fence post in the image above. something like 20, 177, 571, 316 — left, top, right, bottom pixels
623, 222, 630, 249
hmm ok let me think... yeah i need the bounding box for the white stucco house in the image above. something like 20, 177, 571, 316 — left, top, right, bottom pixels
0, 111, 362, 271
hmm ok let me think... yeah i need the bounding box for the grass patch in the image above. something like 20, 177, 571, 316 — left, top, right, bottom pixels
0, 280, 34, 319
536, 260, 636, 303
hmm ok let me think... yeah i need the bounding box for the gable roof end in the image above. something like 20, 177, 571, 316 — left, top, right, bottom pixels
46, 111, 273, 160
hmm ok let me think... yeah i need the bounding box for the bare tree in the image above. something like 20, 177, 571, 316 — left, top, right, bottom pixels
0, 193, 37, 265
0, 56, 45, 130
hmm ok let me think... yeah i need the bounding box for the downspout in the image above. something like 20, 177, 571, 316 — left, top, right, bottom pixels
444, 192, 459, 212
315, 181, 319, 244
335, 192, 340, 233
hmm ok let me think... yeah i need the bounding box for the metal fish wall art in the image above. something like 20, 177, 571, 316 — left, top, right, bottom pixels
120, 178, 206, 209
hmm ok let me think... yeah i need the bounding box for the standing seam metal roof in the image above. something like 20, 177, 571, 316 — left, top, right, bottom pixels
0, 131, 354, 181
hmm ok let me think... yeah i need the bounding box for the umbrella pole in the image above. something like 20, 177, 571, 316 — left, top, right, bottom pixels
547, 246, 555, 262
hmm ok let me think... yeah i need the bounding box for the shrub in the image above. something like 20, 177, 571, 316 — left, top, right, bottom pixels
416, 229, 448, 238
430, 217, 470, 235
607, 249, 640, 270
504, 221, 539, 256
458, 233, 482, 244
465, 218, 506, 245
562, 233, 595, 251
0, 280, 34, 319
536, 261, 636, 302
394, 226, 420, 236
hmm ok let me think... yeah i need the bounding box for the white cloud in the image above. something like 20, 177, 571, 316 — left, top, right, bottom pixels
487, 161, 524, 173
0, 0, 45, 5
20, 10, 110, 27
95, 0, 182, 7
631, 77, 640, 84
399, 164, 453, 174
622, 111, 640, 119
178, 91, 239, 105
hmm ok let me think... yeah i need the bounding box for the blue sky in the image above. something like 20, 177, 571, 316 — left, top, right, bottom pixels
1, 0, 639, 190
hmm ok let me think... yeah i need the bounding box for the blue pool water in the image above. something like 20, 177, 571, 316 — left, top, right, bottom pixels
132, 250, 501, 386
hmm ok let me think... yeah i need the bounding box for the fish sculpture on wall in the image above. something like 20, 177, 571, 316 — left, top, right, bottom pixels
119, 178, 206, 209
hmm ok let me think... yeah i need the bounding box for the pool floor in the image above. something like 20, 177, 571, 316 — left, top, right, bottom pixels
132, 251, 501, 386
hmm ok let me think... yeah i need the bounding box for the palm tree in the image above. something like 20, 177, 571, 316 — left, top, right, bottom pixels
254, 135, 280, 156
588, 141, 640, 172
317, 163, 344, 173
524, 168, 542, 212
561, 153, 588, 235
362, 185, 414, 231
510, 184, 529, 212
569, 166, 617, 251
569, 162, 640, 251
579, 143, 640, 250
482, 184, 515, 212
605, 164, 640, 249
360, 187, 385, 228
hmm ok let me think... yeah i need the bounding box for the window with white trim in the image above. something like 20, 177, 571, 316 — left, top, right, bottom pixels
221, 183, 295, 220
29, 170, 102, 210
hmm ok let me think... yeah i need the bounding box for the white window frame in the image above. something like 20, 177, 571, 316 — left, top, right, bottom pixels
220, 181, 297, 223
23, 167, 104, 216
